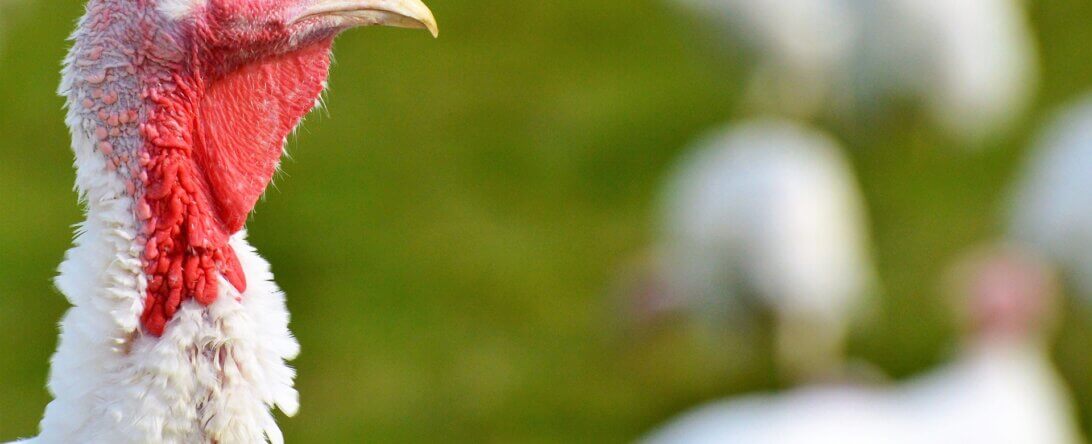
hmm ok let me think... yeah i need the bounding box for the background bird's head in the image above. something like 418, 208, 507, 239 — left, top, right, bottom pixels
946, 244, 1061, 344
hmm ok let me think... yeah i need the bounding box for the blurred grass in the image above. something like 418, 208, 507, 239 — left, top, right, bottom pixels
2, 0, 1092, 442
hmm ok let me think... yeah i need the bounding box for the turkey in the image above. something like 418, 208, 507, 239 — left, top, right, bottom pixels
851, 0, 1039, 143
7, 1, 437, 443
1008, 93, 1092, 303
641, 246, 1083, 444
628, 119, 876, 382
669, 0, 1038, 142
669, 0, 858, 118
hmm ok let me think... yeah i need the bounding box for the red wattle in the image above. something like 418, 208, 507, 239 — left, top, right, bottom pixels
138, 41, 334, 336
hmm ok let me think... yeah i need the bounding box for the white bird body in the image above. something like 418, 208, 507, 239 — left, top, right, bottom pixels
642, 341, 1081, 444
852, 0, 1038, 141
898, 342, 1079, 444
654, 119, 875, 379
671, 0, 1038, 141
642, 248, 1083, 444
673, 0, 858, 117
1009, 95, 1092, 301
643, 387, 902, 444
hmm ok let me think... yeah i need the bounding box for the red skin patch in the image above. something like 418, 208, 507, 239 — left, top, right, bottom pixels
138, 41, 334, 336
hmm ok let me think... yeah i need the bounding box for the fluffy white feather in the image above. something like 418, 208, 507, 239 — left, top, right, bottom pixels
156, 0, 206, 20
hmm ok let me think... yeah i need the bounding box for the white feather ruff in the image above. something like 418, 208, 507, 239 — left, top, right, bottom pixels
25, 126, 300, 443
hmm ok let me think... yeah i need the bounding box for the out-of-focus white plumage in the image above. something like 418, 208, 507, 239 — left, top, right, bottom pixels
642, 343, 1079, 444
670, 0, 1038, 142
642, 249, 1082, 444
643, 387, 903, 444
654, 119, 875, 379
672, 0, 857, 117
1009, 95, 1092, 303
853, 0, 1038, 142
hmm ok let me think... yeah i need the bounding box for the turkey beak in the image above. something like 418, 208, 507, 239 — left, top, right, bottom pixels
298, 0, 439, 37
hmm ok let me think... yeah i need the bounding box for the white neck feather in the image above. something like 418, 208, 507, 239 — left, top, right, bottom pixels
27, 134, 301, 444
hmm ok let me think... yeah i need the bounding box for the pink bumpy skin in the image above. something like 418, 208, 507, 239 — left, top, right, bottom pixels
66, 0, 437, 335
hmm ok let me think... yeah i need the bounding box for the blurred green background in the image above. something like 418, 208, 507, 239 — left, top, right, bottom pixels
2, 0, 1092, 442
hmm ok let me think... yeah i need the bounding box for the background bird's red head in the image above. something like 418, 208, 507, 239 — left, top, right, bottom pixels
947, 244, 1060, 342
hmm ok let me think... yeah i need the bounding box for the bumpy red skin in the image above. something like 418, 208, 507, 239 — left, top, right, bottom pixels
135, 3, 337, 335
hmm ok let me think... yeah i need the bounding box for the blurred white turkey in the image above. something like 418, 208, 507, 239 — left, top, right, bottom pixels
633, 119, 876, 382
851, 0, 1039, 143
1008, 94, 1092, 302
641, 246, 1082, 444
670, 0, 1038, 142
671, 0, 858, 117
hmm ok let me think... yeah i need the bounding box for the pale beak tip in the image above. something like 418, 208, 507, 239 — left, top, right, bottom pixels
420, 12, 439, 38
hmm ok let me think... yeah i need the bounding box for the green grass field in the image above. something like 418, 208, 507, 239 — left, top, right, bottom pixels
3, 1, 1092, 441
